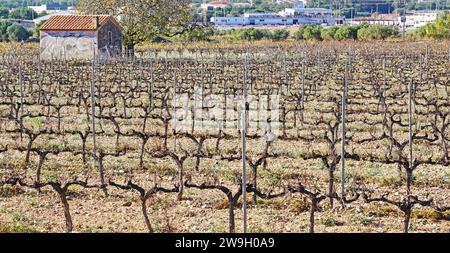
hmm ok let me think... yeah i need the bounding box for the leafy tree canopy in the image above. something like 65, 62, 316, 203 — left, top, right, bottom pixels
77, 0, 192, 52
0, 6, 8, 17
8, 7, 38, 20
0, 19, 12, 40
6, 23, 31, 41
410, 12, 450, 39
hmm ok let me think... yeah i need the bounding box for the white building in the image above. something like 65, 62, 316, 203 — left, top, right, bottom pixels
211, 5, 337, 26
350, 17, 400, 26
279, 7, 332, 17
29, 5, 48, 14
349, 12, 439, 30
213, 16, 250, 25
403, 12, 439, 29
29, 4, 71, 14
246, 13, 294, 25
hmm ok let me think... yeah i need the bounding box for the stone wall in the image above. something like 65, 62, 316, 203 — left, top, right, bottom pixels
40, 31, 97, 61
97, 20, 122, 58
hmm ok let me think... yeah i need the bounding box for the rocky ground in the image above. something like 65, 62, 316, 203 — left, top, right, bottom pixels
1, 181, 450, 233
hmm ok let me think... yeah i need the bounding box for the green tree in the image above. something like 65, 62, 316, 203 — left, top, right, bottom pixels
8, 7, 38, 20
293, 26, 305, 40
357, 24, 398, 40
432, 13, 450, 38
334, 25, 358, 41
320, 26, 339, 40
0, 6, 9, 18
0, 20, 12, 41
176, 26, 214, 42
302, 25, 322, 41
78, 0, 192, 56
409, 13, 450, 39
234, 28, 269, 41
270, 29, 289, 41
27, 20, 46, 40
6, 23, 31, 41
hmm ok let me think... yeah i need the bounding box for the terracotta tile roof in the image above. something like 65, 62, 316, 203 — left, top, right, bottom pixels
208, 1, 230, 5
40, 15, 121, 31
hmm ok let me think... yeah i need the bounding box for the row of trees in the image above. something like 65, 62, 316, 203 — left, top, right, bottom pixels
210, 24, 398, 42
167, 24, 399, 42
0, 7, 42, 20
221, 28, 290, 41
294, 23, 399, 41
0, 0, 74, 9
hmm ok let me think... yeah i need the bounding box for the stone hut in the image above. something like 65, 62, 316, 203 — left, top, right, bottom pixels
40, 15, 122, 60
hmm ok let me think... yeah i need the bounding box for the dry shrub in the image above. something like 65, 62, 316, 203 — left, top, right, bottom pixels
378, 176, 403, 187
147, 196, 174, 210
213, 194, 255, 210
0, 185, 24, 198
365, 204, 400, 217
260, 198, 288, 210
288, 196, 310, 214
412, 209, 447, 221
0, 223, 37, 233
214, 198, 229, 210
214, 195, 309, 212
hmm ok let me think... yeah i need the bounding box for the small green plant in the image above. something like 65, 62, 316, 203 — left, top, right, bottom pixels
156, 164, 178, 177
11, 212, 27, 222
248, 226, 266, 233
67, 184, 82, 193
350, 214, 372, 225
321, 216, 343, 227
442, 172, 450, 186
26, 117, 43, 129
0, 223, 37, 233
43, 171, 58, 182
148, 196, 172, 210
47, 142, 65, 152
259, 169, 282, 188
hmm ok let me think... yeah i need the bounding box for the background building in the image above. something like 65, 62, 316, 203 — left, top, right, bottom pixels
29, 4, 70, 14
349, 11, 440, 30
201, 1, 231, 11
211, 5, 337, 26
